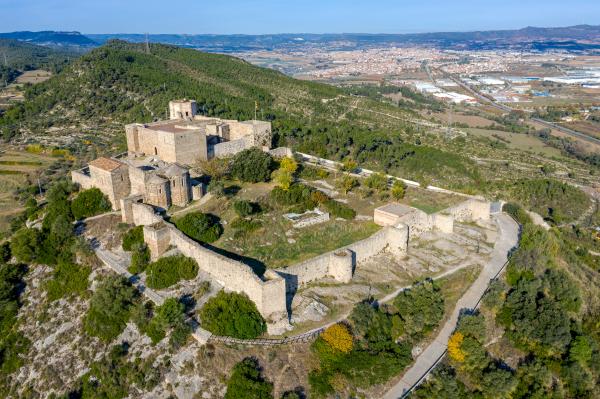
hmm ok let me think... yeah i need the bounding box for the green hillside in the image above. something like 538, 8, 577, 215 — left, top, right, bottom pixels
0, 39, 77, 74
0, 40, 484, 189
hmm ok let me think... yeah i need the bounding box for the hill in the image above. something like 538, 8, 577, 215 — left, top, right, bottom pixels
0, 40, 486, 189
0, 31, 97, 48
87, 25, 600, 52
0, 39, 78, 73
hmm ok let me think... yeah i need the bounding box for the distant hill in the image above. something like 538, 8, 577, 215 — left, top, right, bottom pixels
0, 31, 97, 48
87, 25, 600, 52
0, 39, 79, 72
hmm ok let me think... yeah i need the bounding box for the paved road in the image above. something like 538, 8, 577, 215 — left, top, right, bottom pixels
382, 213, 519, 399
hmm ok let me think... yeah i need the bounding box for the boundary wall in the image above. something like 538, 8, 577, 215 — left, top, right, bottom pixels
124, 202, 409, 321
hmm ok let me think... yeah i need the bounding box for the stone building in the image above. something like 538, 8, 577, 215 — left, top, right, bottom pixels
72, 99, 272, 210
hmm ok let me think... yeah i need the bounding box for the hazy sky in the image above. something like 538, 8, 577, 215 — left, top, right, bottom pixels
2, 0, 599, 34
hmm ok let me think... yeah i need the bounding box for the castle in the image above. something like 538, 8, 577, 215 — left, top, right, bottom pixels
72, 100, 272, 211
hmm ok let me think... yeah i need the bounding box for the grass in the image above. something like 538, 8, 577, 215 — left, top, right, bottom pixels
465, 128, 564, 158
217, 217, 380, 269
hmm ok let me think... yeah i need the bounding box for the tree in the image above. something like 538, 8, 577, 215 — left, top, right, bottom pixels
391, 180, 406, 200
231, 148, 274, 183
393, 279, 444, 340
84, 276, 137, 342
175, 212, 223, 243
196, 157, 231, 180
448, 332, 466, 362
233, 200, 258, 217
145, 255, 198, 289
122, 226, 144, 251
364, 173, 388, 192
10, 228, 40, 263
272, 169, 293, 191
128, 244, 150, 275
71, 188, 111, 220
336, 175, 358, 194
321, 324, 353, 353
279, 157, 298, 174
199, 291, 266, 339
225, 358, 273, 399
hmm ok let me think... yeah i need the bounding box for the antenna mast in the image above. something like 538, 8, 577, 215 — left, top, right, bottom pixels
144, 33, 150, 54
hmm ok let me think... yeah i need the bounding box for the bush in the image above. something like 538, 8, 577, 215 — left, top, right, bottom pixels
364, 173, 389, 192
233, 200, 259, 217
270, 184, 316, 211
323, 200, 356, 220
10, 227, 41, 263
122, 226, 144, 251
128, 244, 150, 275
230, 218, 262, 238
225, 358, 273, 399
503, 202, 532, 226
84, 276, 137, 342
71, 188, 111, 220
175, 212, 223, 243
322, 324, 353, 353
231, 148, 274, 183
391, 180, 406, 200
45, 262, 91, 301
146, 255, 198, 289
393, 279, 444, 341
199, 291, 266, 339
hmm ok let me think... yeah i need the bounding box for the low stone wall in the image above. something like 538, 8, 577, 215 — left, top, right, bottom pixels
213, 137, 251, 158
275, 225, 408, 293
445, 199, 491, 222
268, 147, 293, 158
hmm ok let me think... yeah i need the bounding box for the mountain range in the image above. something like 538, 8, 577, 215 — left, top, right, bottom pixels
1, 25, 600, 52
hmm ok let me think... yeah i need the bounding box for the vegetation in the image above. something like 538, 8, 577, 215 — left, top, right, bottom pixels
83, 276, 138, 342
233, 200, 260, 217
45, 262, 90, 301
122, 226, 144, 251
415, 209, 600, 399
199, 291, 266, 339
393, 279, 444, 341
133, 298, 191, 348
504, 178, 589, 224
175, 212, 223, 243
225, 358, 273, 399
128, 244, 150, 275
231, 148, 275, 183
145, 255, 198, 290
71, 187, 111, 220
0, 39, 77, 73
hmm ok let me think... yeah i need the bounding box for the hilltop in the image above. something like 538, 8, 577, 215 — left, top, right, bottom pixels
0, 31, 96, 48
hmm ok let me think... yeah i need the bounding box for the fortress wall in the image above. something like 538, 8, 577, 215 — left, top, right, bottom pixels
268, 147, 293, 158
446, 199, 491, 222
130, 202, 163, 226
167, 226, 287, 318
397, 210, 433, 238
213, 138, 251, 158
432, 213, 454, 234
173, 130, 205, 164
128, 166, 147, 196
135, 126, 160, 158
71, 170, 93, 190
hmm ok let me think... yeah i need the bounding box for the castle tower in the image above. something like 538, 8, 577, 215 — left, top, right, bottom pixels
169, 100, 197, 120
145, 175, 170, 209
164, 163, 191, 207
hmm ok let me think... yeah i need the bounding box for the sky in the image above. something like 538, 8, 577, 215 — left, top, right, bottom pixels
1, 0, 599, 35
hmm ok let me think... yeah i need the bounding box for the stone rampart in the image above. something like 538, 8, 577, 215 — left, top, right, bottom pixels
71, 170, 94, 190
445, 199, 491, 222
213, 138, 251, 158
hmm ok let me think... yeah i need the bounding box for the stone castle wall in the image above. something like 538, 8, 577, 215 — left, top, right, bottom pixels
71, 170, 94, 190
445, 199, 491, 222
212, 137, 252, 158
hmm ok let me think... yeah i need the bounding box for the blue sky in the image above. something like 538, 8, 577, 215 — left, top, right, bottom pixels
1, 0, 599, 34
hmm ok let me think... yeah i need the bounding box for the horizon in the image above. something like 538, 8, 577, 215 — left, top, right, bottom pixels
2, 0, 599, 35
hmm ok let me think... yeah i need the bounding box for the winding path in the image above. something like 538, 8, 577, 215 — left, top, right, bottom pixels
382, 213, 519, 399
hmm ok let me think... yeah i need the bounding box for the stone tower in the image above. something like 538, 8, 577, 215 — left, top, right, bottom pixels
164, 163, 191, 207
169, 100, 197, 120
145, 175, 170, 209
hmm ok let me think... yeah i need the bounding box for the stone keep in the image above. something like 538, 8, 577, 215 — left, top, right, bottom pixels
169, 100, 197, 120
87, 158, 131, 210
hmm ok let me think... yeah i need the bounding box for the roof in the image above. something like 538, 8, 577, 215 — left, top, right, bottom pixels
164, 163, 188, 176
376, 203, 419, 218
89, 157, 124, 172
147, 175, 168, 185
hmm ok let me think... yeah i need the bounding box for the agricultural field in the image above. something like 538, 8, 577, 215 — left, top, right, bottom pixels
0, 149, 55, 235
464, 127, 565, 158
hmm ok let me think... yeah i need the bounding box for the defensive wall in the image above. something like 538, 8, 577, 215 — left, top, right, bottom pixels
123, 202, 409, 322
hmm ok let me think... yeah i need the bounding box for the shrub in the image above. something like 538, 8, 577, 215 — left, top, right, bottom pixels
230, 218, 262, 238
272, 168, 293, 190
231, 148, 274, 183
391, 180, 406, 200
503, 202, 532, 226
233, 200, 259, 217
207, 179, 226, 198
279, 157, 298, 174
364, 173, 389, 192
393, 278, 444, 341
71, 188, 111, 220
122, 226, 144, 251
10, 227, 41, 263
128, 244, 150, 275
225, 358, 273, 399
146, 255, 198, 289
199, 291, 266, 339
321, 324, 353, 353
45, 262, 91, 301
175, 212, 223, 243
323, 200, 356, 220
84, 276, 137, 342
270, 184, 316, 211
336, 175, 358, 194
